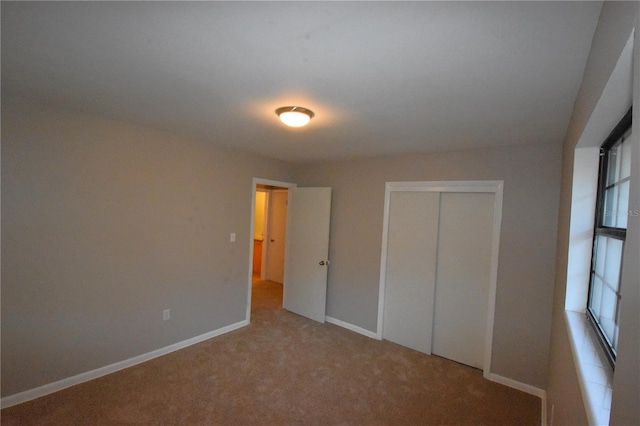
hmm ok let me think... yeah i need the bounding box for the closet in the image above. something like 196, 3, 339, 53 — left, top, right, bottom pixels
379, 181, 503, 371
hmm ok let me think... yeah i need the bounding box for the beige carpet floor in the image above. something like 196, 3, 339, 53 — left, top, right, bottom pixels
1, 279, 541, 425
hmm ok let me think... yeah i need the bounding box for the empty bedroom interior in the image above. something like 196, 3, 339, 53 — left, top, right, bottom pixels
1, 2, 639, 425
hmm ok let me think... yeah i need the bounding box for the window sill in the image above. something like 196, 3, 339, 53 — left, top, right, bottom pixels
564, 310, 614, 426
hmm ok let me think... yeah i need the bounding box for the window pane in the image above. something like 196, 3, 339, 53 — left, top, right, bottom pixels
594, 236, 606, 277
602, 181, 630, 229
616, 180, 629, 228
607, 145, 620, 186
612, 320, 620, 351
589, 274, 603, 319
620, 135, 631, 179
603, 186, 617, 227
599, 284, 618, 347
603, 238, 623, 292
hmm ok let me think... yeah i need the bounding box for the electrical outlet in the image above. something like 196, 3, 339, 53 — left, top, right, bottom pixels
163, 309, 171, 321
230, 232, 236, 242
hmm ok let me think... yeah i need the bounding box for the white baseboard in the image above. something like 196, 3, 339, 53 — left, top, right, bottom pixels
1, 319, 249, 409
485, 372, 546, 398
323, 318, 548, 425
3, 318, 548, 425
325, 316, 378, 339
485, 372, 547, 426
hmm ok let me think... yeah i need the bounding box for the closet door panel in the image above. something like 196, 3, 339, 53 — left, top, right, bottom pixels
383, 191, 439, 354
432, 192, 495, 368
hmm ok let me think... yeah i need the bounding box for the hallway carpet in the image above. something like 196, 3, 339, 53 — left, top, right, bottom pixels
1, 279, 541, 425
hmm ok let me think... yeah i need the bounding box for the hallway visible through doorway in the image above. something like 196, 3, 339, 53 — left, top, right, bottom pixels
251, 183, 289, 315
251, 274, 283, 312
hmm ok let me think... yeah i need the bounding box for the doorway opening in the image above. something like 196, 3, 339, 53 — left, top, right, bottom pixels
248, 179, 295, 320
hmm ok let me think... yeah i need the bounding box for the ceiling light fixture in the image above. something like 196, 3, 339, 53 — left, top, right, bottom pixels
275, 106, 314, 127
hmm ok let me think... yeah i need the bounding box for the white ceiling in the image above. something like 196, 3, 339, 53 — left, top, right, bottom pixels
2, 1, 602, 163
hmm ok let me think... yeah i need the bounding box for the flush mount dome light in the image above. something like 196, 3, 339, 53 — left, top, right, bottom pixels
275, 106, 314, 127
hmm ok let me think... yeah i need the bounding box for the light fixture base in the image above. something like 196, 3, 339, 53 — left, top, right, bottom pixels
275, 106, 314, 127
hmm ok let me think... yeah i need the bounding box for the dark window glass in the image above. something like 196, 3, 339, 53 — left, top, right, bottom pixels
587, 108, 632, 368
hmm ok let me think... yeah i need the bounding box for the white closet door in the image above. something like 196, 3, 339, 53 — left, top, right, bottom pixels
383, 192, 440, 354
432, 192, 495, 369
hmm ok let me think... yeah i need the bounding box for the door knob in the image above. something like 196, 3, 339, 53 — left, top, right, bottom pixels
319, 261, 326, 266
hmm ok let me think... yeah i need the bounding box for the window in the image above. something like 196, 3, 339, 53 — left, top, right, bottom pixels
587, 107, 633, 368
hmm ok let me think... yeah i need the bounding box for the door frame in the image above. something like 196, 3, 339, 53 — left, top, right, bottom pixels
247, 178, 297, 322
377, 180, 504, 377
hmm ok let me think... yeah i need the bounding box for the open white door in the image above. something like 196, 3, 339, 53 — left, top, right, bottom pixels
283, 187, 331, 323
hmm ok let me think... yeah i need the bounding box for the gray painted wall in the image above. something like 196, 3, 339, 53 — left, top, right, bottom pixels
546, 2, 638, 425
3, 94, 564, 396
1, 97, 293, 396
293, 143, 562, 389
